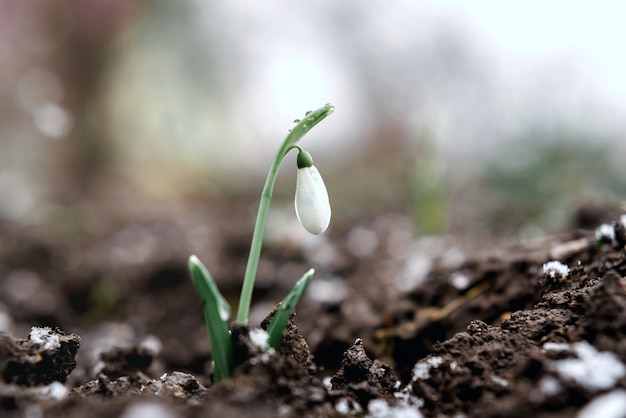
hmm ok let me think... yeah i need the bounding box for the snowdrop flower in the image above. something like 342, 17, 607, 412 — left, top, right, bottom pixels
295, 150, 331, 235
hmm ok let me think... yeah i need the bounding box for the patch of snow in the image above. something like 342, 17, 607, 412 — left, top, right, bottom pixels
547, 341, 625, 392
412, 357, 443, 381
542, 342, 570, 352
398, 253, 432, 292
322, 376, 332, 390
120, 402, 177, 418
393, 389, 425, 409
277, 404, 291, 415
307, 277, 348, 304
490, 376, 508, 387
595, 223, 616, 242
140, 335, 163, 355
29, 327, 60, 350
539, 376, 562, 397
38, 382, 68, 400
335, 398, 350, 415
578, 390, 626, 418
530, 375, 563, 403
249, 328, 270, 351
367, 399, 423, 418
542, 261, 570, 279
412, 363, 431, 381
448, 272, 470, 290
249, 353, 274, 366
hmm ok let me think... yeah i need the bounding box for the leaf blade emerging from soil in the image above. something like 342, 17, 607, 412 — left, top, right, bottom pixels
266, 269, 314, 349
188, 255, 234, 382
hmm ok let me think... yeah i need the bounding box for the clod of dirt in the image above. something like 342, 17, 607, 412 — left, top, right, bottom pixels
98, 345, 155, 380
73, 374, 144, 398
581, 272, 626, 357
72, 370, 206, 402
330, 338, 399, 408
53, 371, 206, 418
151, 371, 207, 401
404, 320, 534, 416
0, 327, 79, 415
0, 380, 69, 413
1, 327, 80, 386
260, 309, 313, 369
208, 317, 329, 415
392, 220, 626, 418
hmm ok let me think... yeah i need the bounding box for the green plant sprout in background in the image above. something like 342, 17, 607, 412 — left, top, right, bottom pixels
188, 104, 335, 382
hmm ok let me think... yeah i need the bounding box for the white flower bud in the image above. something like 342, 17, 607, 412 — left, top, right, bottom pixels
295, 152, 331, 235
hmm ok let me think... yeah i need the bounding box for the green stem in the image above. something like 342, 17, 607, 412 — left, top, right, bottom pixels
236, 103, 335, 325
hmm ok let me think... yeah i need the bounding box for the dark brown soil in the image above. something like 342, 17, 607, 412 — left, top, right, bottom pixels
1, 198, 626, 417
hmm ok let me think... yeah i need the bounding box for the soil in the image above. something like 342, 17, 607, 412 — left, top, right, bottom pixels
2, 197, 626, 417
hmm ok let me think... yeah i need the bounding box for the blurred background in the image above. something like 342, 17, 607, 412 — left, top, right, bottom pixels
2, 0, 626, 243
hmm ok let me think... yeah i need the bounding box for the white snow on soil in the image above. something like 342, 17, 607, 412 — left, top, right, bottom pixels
29, 327, 60, 350
335, 397, 362, 415
595, 223, 616, 242
367, 399, 423, 418
578, 390, 626, 418
38, 382, 69, 400
544, 341, 626, 392
542, 261, 570, 279
249, 328, 270, 351
120, 402, 176, 418
412, 356, 444, 381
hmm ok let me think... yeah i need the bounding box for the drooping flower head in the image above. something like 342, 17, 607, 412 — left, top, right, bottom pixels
294, 150, 331, 235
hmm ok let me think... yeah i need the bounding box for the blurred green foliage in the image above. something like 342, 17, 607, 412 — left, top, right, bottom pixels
482, 130, 626, 234
412, 136, 448, 235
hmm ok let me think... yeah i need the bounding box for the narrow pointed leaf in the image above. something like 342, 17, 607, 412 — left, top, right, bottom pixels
188, 255, 234, 382
266, 269, 314, 349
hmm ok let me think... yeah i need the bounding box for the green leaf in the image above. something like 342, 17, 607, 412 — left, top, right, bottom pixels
281, 104, 335, 157
266, 269, 314, 349
188, 255, 234, 382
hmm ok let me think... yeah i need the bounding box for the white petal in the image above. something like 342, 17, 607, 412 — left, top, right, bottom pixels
295, 166, 331, 235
